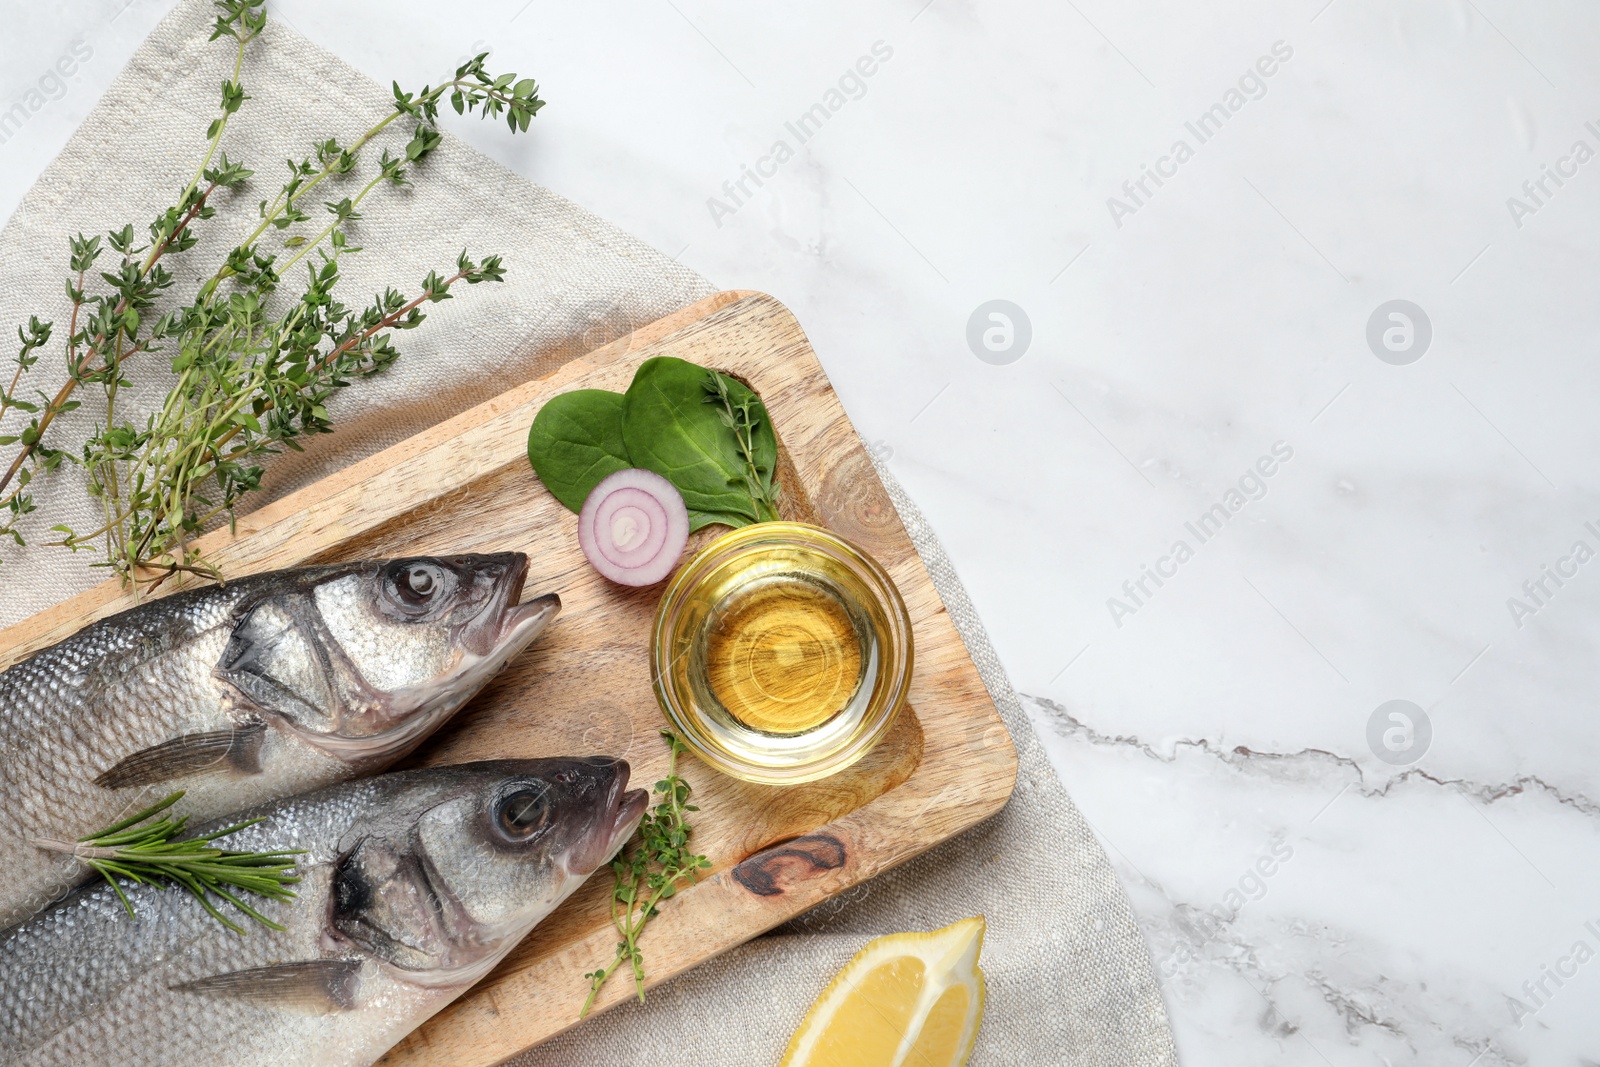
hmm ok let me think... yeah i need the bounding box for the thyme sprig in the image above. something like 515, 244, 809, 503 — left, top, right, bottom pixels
33, 791, 303, 935
704, 369, 780, 522
0, 0, 543, 582
581, 732, 711, 1017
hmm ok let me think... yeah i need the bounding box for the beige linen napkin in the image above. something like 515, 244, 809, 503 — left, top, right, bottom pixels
0, 3, 1178, 1064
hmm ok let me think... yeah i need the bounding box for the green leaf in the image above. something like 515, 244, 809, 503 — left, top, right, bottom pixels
50, 790, 303, 934
684, 505, 761, 530
621, 357, 777, 532
526, 389, 632, 512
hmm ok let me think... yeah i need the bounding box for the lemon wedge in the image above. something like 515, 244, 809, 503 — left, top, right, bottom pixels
778, 916, 987, 1067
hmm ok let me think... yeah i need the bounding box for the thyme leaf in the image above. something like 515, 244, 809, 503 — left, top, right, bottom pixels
0, 0, 543, 583
580, 731, 711, 1017
703, 368, 780, 523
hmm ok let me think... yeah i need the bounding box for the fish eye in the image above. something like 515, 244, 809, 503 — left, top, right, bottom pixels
378, 560, 458, 620
400, 564, 439, 601
495, 787, 552, 840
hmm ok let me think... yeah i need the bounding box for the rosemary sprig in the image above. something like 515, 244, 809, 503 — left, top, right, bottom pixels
704, 369, 780, 522
0, 0, 543, 582
33, 791, 303, 935
581, 732, 711, 1017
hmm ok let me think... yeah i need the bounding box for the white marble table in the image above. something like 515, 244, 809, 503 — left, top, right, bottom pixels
5, 1, 1599, 1063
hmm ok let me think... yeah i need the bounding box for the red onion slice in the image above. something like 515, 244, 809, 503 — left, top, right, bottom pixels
577, 469, 690, 586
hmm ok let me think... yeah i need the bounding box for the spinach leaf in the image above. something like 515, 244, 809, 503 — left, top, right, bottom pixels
525, 357, 781, 531
525, 388, 632, 511
621, 357, 779, 531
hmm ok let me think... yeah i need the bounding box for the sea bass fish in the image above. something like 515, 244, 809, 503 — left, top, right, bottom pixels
0, 759, 648, 1067
0, 554, 559, 929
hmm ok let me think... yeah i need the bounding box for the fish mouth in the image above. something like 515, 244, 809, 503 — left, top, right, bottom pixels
454, 552, 562, 666
458, 552, 540, 658
573, 761, 649, 876
294, 561, 559, 766
488, 590, 561, 658
357, 587, 558, 758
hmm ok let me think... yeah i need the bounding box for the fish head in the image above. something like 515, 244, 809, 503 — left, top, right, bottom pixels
343, 551, 557, 672
328, 758, 649, 987
220, 553, 560, 764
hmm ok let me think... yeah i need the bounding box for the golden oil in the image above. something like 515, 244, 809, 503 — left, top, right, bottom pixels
704, 572, 865, 736
652, 523, 913, 785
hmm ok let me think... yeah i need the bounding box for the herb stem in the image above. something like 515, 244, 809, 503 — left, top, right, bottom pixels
208, 262, 472, 450
1, 1, 534, 579
63, 270, 86, 381
35, 790, 303, 934
0, 8, 247, 505
0, 315, 49, 429
0, 180, 211, 502
222, 103, 401, 268
210, 71, 526, 299
178, 19, 255, 210
321, 269, 469, 372
706, 369, 780, 522
580, 732, 709, 1017
274, 168, 389, 281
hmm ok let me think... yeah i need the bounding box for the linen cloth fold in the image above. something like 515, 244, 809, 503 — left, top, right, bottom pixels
0, 3, 1178, 1064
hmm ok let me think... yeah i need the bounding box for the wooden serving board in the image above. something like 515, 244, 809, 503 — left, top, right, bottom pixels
0, 291, 1018, 1065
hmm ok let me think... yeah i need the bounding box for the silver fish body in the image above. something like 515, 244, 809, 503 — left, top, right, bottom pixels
0, 759, 647, 1067
0, 554, 559, 929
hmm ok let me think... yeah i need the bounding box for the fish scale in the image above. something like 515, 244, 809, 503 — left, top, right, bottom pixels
1, 781, 401, 1067
0, 762, 644, 1067
0, 586, 268, 929
0, 555, 558, 931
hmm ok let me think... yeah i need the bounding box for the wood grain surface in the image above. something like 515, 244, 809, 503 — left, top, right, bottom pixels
0, 291, 1018, 1065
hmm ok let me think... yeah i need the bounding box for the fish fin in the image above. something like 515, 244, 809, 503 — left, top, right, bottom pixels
93, 721, 265, 789
172, 959, 363, 1014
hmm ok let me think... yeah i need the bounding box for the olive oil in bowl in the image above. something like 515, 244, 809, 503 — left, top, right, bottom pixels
652, 523, 913, 785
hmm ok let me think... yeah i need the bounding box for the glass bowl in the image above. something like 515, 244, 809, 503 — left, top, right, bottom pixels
651, 522, 913, 786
